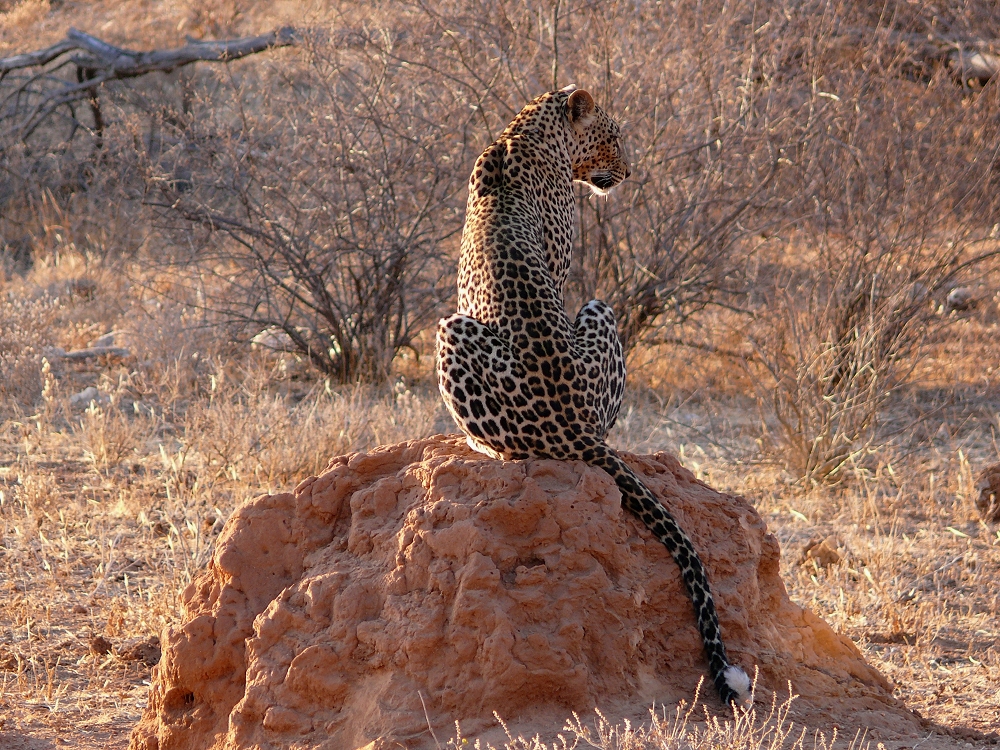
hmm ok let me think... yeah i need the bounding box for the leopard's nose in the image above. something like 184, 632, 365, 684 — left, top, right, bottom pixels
624, 164, 631, 179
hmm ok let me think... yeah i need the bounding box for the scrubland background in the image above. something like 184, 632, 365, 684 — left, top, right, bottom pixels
1, 0, 999, 747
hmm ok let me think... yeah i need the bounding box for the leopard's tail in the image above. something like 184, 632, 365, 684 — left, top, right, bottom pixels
587, 443, 751, 707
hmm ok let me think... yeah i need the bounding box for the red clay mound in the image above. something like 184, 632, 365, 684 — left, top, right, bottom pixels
128, 436, 924, 750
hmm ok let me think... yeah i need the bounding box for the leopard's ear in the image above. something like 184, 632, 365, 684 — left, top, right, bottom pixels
567, 89, 595, 127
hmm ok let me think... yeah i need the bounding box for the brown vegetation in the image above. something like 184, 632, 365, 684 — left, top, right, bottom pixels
1, 0, 999, 748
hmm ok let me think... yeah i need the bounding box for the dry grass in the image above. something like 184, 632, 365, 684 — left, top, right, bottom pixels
612, 308, 1000, 741
0, 249, 445, 745
451, 691, 871, 749
1, 245, 998, 748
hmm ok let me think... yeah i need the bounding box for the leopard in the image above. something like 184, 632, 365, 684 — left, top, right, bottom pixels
436, 86, 751, 706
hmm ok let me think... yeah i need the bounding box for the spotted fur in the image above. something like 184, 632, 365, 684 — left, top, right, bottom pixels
436, 87, 750, 705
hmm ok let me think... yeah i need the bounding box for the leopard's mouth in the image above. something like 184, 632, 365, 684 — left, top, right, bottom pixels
591, 172, 618, 190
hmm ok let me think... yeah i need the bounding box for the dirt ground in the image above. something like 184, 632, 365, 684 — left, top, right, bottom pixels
0, 253, 998, 749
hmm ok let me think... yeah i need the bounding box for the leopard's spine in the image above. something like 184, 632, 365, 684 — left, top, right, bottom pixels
587, 443, 749, 706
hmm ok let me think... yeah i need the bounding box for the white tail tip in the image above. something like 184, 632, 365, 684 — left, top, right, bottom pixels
724, 665, 752, 704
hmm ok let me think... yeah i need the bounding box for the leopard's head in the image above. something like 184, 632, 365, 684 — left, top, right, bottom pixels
564, 88, 631, 195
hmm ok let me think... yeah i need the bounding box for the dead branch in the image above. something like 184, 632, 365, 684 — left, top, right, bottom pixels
0, 27, 299, 147
0, 39, 77, 73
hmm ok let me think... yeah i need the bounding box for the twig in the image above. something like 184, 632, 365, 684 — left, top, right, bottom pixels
0, 40, 76, 74
417, 691, 442, 750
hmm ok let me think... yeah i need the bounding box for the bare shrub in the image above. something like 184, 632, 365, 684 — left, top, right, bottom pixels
106, 0, 800, 373
139, 31, 469, 383
13, 0, 997, 379
747, 265, 927, 483
561, 4, 784, 351
376, 1, 786, 352
742, 27, 1000, 482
